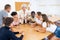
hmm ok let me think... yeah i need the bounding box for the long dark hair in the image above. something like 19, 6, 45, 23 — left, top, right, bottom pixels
42, 14, 49, 22
42, 14, 53, 27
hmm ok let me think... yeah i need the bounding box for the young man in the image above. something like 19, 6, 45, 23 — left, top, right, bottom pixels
35, 12, 42, 25
0, 17, 23, 40
31, 12, 42, 27
28, 11, 36, 23
0, 4, 11, 28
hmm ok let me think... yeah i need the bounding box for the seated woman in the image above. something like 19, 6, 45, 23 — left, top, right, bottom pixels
0, 17, 23, 40
36, 14, 60, 40
35, 14, 57, 32
41, 14, 57, 33
11, 12, 20, 26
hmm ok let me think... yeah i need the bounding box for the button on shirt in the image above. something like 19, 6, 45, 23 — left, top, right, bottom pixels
0, 10, 8, 28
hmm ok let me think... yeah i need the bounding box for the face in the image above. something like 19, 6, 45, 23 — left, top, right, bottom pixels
40, 16, 43, 21
36, 14, 40, 18
13, 14, 18, 21
36, 14, 43, 20
22, 7, 26, 11
9, 22, 14, 28
7, 7, 11, 13
13, 14, 18, 18
31, 13, 35, 17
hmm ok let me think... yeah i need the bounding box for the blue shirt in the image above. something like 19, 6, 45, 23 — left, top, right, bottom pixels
0, 26, 23, 40
0, 10, 8, 28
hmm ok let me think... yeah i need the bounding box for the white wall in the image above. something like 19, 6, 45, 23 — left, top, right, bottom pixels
30, 0, 60, 16
0, 0, 60, 16
0, 0, 15, 11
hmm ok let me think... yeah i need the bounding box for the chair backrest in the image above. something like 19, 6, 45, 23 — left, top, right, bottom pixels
54, 20, 60, 26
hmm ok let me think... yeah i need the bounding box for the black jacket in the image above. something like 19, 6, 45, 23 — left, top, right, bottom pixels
0, 26, 23, 40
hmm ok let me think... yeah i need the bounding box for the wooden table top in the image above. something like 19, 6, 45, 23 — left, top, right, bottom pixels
11, 24, 52, 40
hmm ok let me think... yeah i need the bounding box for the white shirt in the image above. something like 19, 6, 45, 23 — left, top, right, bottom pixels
18, 9, 29, 24
35, 18, 42, 24
42, 22, 47, 28
18, 9, 29, 19
42, 22, 57, 33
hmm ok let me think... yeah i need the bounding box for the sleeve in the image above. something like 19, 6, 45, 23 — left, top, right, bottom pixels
35, 18, 42, 24
17, 11, 21, 19
2, 12, 8, 18
8, 30, 23, 40
42, 22, 47, 28
13, 32, 19, 34
46, 24, 57, 33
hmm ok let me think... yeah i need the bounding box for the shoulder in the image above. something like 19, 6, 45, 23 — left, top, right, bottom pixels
50, 24, 57, 27
7, 29, 14, 35
19, 10, 23, 12
0, 10, 4, 14
0, 10, 7, 15
18, 10, 23, 14
0, 10, 5, 13
42, 22, 46, 24
42, 22, 47, 26
42, 22, 47, 28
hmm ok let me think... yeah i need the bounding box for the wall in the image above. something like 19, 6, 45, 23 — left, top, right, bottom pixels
0, 0, 60, 16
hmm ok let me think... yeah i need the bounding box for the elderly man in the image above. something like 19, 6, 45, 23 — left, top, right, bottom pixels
18, 4, 29, 24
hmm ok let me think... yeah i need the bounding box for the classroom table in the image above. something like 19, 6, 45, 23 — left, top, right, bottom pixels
11, 24, 52, 40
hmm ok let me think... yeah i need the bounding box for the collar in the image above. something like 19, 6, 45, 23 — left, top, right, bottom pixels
4, 26, 10, 29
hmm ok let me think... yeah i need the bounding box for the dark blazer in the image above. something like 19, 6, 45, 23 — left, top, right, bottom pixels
0, 26, 23, 40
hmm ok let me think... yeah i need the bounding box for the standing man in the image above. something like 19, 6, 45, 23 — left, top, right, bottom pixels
0, 4, 11, 28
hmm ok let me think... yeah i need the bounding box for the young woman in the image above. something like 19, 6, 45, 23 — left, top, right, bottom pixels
41, 14, 57, 33
36, 14, 60, 40
11, 12, 20, 26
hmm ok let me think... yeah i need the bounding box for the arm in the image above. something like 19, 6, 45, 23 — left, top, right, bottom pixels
46, 24, 57, 33
2, 12, 8, 18
13, 32, 19, 34
8, 30, 23, 40
35, 18, 42, 25
2, 12, 8, 24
